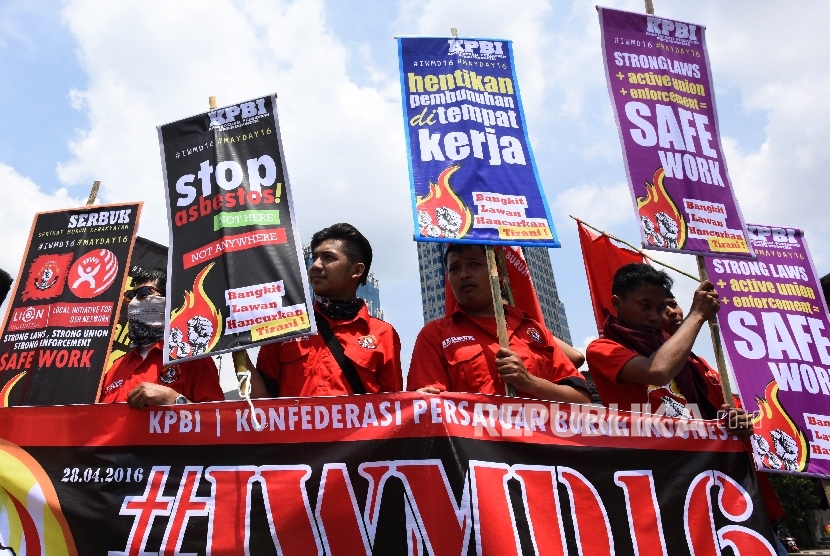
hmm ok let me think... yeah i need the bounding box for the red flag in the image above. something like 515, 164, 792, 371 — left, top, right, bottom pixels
444, 246, 546, 325
577, 221, 644, 333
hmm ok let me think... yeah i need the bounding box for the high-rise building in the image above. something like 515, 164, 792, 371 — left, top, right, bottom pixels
417, 242, 447, 323
302, 244, 384, 319
522, 246, 573, 345
416, 242, 573, 345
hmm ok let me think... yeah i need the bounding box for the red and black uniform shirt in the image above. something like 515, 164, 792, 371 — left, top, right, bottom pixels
99, 341, 224, 403
257, 303, 403, 397
408, 305, 587, 397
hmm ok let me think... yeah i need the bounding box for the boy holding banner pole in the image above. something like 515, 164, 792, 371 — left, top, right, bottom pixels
408, 243, 590, 403
585, 262, 750, 431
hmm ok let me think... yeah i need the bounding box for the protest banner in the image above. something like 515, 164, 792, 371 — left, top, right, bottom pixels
598, 7, 753, 258
705, 224, 830, 477
158, 94, 314, 365
0, 203, 141, 407
0, 392, 776, 554
106, 236, 168, 370
397, 37, 559, 248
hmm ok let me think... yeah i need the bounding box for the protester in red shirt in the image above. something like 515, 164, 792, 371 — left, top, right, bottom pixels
99, 269, 224, 407
407, 244, 590, 402
586, 263, 750, 431
249, 223, 402, 397
661, 290, 732, 409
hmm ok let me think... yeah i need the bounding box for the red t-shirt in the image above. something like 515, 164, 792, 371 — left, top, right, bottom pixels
407, 305, 587, 397
99, 342, 224, 403
256, 304, 402, 397
586, 338, 726, 415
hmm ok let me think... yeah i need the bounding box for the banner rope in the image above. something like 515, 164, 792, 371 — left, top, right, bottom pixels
236, 367, 264, 431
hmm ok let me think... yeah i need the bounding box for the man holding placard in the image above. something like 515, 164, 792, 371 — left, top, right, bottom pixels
408, 244, 590, 402
249, 224, 402, 398
586, 263, 750, 431
99, 268, 224, 407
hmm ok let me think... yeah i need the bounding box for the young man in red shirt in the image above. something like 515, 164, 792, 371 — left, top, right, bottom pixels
99, 269, 224, 407
661, 290, 729, 397
249, 223, 402, 397
407, 244, 590, 402
586, 263, 749, 430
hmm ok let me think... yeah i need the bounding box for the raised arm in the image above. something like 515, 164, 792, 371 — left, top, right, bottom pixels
618, 281, 719, 386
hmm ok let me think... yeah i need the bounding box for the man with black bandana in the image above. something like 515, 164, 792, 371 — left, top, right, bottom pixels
99, 268, 224, 407
249, 223, 403, 397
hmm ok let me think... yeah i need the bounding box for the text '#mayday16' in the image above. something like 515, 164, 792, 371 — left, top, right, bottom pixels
0, 203, 141, 406
598, 7, 754, 258
157, 94, 314, 365
397, 37, 560, 247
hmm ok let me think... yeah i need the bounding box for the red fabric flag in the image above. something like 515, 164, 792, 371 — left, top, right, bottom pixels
577, 221, 644, 333
444, 246, 546, 326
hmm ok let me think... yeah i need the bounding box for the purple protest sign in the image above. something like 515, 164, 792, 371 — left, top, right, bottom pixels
598, 7, 753, 258
706, 224, 830, 477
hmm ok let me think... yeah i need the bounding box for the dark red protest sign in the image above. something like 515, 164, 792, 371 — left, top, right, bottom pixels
157, 94, 314, 365
0, 392, 776, 554
0, 203, 141, 407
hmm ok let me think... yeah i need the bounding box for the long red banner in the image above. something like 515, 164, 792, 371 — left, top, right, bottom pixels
0, 392, 775, 554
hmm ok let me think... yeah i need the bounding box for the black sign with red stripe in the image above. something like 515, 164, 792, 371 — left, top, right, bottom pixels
0, 202, 141, 406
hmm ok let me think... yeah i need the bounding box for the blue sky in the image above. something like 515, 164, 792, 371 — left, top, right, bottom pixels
2, 0, 828, 385
0, 1, 86, 194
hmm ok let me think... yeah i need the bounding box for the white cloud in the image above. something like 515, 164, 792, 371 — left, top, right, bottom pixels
624, 0, 830, 270
55, 0, 424, 363
553, 181, 632, 230
0, 163, 85, 317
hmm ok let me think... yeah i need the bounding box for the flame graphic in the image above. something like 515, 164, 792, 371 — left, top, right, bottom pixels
750, 380, 808, 472
0, 439, 77, 555
0, 371, 26, 407
636, 168, 686, 249
169, 263, 222, 360
415, 165, 472, 239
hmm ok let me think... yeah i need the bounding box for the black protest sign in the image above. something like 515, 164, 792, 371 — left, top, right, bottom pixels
157, 94, 314, 365
106, 236, 169, 370
0, 203, 141, 406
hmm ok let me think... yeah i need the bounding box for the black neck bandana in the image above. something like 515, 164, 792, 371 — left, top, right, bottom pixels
314, 295, 364, 321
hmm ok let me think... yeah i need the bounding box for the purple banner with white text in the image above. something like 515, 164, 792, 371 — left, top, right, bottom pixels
706, 224, 830, 477
598, 7, 753, 258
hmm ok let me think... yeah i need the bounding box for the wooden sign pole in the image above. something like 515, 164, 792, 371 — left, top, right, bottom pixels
637, 0, 734, 408
86, 181, 101, 206
207, 95, 261, 426
696, 256, 735, 405
486, 245, 516, 397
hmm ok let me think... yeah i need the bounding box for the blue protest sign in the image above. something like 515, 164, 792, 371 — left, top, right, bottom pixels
398, 37, 559, 247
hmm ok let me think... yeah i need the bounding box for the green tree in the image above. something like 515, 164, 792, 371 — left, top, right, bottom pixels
769, 474, 823, 549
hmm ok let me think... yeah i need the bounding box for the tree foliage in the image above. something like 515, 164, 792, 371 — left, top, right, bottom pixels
769, 474, 824, 549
